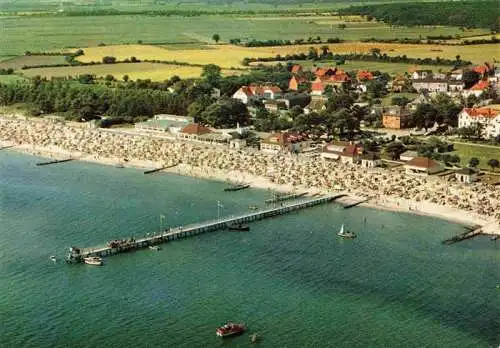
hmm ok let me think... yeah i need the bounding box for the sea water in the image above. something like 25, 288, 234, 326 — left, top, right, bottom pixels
0, 151, 498, 348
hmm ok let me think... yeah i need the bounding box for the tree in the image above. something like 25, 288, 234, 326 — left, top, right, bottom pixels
122, 75, 129, 82
469, 157, 480, 168
462, 70, 481, 89
201, 64, 222, 87
102, 56, 116, 64
338, 23, 346, 30
212, 33, 220, 44
487, 158, 499, 171
385, 141, 406, 160
199, 97, 249, 128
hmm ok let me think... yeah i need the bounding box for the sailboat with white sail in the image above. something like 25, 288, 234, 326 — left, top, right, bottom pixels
337, 223, 357, 239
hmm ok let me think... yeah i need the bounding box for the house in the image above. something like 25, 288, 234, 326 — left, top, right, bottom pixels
463, 80, 489, 98
263, 99, 287, 112
412, 78, 448, 93
356, 70, 374, 82
311, 74, 351, 95
455, 167, 478, 184
448, 80, 465, 92
320, 141, 350, 160
407, 94, 432, 111
458, 107, 500, 138
291, 64, 303, 74
472, 63, 494, 78
232, 85, 283, 104
404, 157, 445, 175
179, 123, 212, 140
339, 144, 362, 164
135, 114, 192, 134
381, 106, 408, 129
450, 68, 463, 80
361, 152, 383, 168
288, 75, 309, 91
260, 132, 310, 154
400, 150, 418, 162
412, 70, 433, 80
314, 67, 337, 78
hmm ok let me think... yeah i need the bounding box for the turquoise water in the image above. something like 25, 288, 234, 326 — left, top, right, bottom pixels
0, 151, 499, 348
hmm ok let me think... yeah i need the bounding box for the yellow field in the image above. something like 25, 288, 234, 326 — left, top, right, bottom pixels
20, 63, 203, 81
76, 43, 498, 71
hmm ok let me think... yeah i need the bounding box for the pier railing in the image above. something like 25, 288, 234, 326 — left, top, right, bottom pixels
67, 194, 345, 263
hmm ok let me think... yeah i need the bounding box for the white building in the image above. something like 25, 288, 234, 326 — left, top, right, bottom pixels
232, 85, 282, 104
458, 107, 500, 139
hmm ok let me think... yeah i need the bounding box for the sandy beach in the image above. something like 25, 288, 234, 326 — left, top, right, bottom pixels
1, 116, 499, 233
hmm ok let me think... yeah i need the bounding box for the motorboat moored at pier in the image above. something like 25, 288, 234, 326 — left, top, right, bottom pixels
84, 256, 103, 266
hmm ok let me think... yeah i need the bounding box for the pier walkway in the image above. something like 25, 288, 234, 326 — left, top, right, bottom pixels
67, 194, 344, 262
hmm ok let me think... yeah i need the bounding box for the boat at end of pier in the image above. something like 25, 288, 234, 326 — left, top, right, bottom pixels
149, 245, 161, 251
84, 256, 103, 266
216, 322, 245, 337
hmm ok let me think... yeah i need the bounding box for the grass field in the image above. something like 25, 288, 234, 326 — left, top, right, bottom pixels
19, 62, 240, 81
452, 143, 500, 170
0, 74, 27, 84
0, 14, 489, 57
283, 60, 452, 75
0, 55, 69, 70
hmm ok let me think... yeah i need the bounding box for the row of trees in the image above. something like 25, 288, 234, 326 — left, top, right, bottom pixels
340, 1, 499, 31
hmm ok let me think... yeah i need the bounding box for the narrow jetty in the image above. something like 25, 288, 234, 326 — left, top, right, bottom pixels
143, 162, 178, 175
66, 194, 344, 263
224, 184, 250, 192
265, 192, 308, 204
442, 227, 483, 245
342, 198, 369, 209
36, 158, 74, 166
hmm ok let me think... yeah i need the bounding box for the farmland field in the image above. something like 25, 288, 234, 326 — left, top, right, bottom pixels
0, 14, 489, 57
76, 42, 499, 70
0, 55, 69, 70
19, 62, 240, 81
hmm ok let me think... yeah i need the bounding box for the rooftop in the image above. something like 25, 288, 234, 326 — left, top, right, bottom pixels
405, 156, 440, 169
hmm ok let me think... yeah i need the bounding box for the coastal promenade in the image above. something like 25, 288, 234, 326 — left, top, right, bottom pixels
67, 193, 346, 262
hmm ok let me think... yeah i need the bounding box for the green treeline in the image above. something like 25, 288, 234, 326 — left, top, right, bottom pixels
340, 1, 499, 31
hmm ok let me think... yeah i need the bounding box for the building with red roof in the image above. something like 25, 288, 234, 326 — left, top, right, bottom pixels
356, 70, 374, 81
288, 75, 309, 91
260, 132, 310, 154
311, 74, 351, 95
291, 64, 303, 74
179, 123, 212, 140
458, 107, 500, 139
404, 157, 445, 175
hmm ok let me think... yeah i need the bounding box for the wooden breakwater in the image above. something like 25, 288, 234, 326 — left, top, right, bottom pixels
66, 194, 344, 263
36, 158, 74, 166
143, 162, 179, 174
442, 227, 483, 245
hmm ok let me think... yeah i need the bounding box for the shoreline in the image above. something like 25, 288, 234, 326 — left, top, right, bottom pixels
2, 139, 496, 231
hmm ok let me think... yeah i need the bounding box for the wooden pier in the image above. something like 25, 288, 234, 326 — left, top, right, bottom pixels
265, 192, 309, 204
442, 227, 483, 245
143, 162, 179, 175
36, 158, 74, 166
67, 194, 344, 263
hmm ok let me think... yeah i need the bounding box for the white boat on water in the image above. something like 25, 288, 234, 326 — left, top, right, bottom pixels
50, 255, 57, 262
84, 256, 103, 266
149, 246, 161, 251
337, 224, 357, 239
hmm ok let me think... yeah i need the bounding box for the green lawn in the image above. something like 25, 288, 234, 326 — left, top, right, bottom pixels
0, 13, 488, 57
452, 143, 500, 170
0, 74, 27, 84
291, 60, 452, 75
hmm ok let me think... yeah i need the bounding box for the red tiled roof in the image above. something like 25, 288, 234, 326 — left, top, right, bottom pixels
405, 157, 440, 169
238, 86, 254, 97
462, 107, 498, 119
291, 64, 302, 74
470, 80, 489, 90
357, 70, 374, 81
341, 144, 361, 157
180, 123, 212, 135
472, 64, 491, 75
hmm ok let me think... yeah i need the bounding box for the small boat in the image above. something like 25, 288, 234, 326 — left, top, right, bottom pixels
248, 205, 258, 210
227, 223, 250, 231
49, 255, 57, 262
337, 224, 356, 239
224, 184, 250, 192
216, 322, 246, 337
84, 256, 103, 266
250, 333, 260, 343
149, 245, 161, 251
